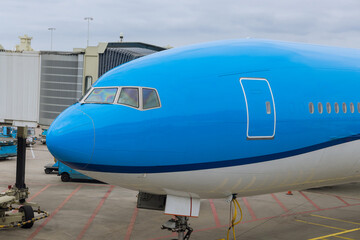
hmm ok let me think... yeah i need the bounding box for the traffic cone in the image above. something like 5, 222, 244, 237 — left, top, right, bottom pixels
286, 190, 293, 195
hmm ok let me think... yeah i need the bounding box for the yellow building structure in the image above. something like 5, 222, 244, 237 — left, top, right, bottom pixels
15, 35, 34, 51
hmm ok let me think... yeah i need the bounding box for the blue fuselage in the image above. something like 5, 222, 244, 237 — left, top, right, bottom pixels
47, 39, 360, 197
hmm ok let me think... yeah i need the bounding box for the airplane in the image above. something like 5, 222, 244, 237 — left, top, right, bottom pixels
46, 39, 360, 239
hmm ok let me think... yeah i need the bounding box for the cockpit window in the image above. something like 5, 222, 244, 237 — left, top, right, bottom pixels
85, 88, 118, 103
118, 87, 139, 108
143, 88, 160, 109
79, 86, 93, 102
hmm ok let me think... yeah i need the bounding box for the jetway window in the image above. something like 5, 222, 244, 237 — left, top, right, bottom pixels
143, 88, 160, 109
318, 103, 323, 114
309, 102, 314, 114
85, 88, 118, 103
358, 103, 360, 113
118, 87, 139, 108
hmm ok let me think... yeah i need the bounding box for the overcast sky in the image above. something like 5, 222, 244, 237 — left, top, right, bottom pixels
1, 0, 360, 51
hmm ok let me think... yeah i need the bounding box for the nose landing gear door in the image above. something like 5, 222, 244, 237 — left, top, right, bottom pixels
240, 78, 276, 140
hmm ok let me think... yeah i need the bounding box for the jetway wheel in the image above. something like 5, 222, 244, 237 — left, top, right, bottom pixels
19, 206, 34, 229
61, 173, 70, 182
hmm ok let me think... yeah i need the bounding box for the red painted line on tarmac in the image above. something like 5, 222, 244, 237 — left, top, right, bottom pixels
299, 191, 321, 210
150, 200, 360, 239
209, 199, 221, 227
306, 191, 360, 202
243, 202, 360, 224
242, 197, 257, 220
27, 184, 51, 202
76, 185, 114, 240
335, 195, 350, 206
125, 206, 139, 240
27, 185, 82, 240
271, 194, 289, 212
194, 202, 360, 233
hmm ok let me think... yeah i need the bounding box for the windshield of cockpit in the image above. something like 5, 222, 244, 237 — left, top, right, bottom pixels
84, 88, 118, 103
81, 86, 161, 110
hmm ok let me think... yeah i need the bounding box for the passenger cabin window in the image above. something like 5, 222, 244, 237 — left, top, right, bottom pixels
309, 103, 314, 114
118, 87, 139, 108
326, 102, 331, 113
334, 103, 339, 113
143, 88, 160, 109
85, 88, 117, 103
342, 103, 347, 113
350, 102, 355, 113
318, 102, 323, 114
310, 101, 360, 115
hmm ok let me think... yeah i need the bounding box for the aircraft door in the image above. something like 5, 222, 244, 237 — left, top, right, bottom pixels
240, 78, 276, 139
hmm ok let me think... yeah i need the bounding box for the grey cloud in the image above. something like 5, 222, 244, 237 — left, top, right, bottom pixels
1, 0, 360, 50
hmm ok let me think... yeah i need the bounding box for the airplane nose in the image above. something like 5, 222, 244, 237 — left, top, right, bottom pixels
47, 106, 95, 169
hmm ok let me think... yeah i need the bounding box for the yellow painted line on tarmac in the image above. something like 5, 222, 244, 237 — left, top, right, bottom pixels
310, 214, 360, 226
295, 219, 346, 231
308, 227, 360, 240
295, 220, 356, 240
334, 235, 355, 240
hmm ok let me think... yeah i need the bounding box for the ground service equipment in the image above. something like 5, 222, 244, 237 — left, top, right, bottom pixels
0, 127, 48, 229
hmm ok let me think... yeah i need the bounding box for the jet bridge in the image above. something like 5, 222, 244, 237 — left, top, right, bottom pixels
0, 51, 48, 229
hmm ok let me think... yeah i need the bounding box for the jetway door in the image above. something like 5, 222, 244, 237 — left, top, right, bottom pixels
240, 78, 276, 139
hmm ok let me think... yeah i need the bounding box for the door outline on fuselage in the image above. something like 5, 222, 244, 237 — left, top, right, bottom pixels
240, 77, 276, 140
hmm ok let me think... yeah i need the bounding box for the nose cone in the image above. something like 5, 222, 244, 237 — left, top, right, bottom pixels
47, 106, 94, 170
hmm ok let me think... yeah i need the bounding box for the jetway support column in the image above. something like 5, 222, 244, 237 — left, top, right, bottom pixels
15, 126, 28, 202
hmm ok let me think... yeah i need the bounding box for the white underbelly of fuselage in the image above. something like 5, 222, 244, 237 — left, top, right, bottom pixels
80, 140, 360, 199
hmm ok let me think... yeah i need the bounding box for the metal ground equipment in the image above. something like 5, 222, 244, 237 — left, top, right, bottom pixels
137, 192, 193, 240
0, 126, 48, 229
161, 216, 193, 240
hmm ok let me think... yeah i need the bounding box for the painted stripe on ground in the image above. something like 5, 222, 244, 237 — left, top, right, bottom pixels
242, 197, 257, 220
209, 199, 221, 227
27, 185, 82, 240
27, 184, 51, 201
271, 193, 289, 212
76, 185, 115, 240
299, 191, 321, 210
125, 206, 139, 240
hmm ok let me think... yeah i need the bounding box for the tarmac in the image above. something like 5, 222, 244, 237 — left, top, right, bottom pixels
1, 135, 360, 240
